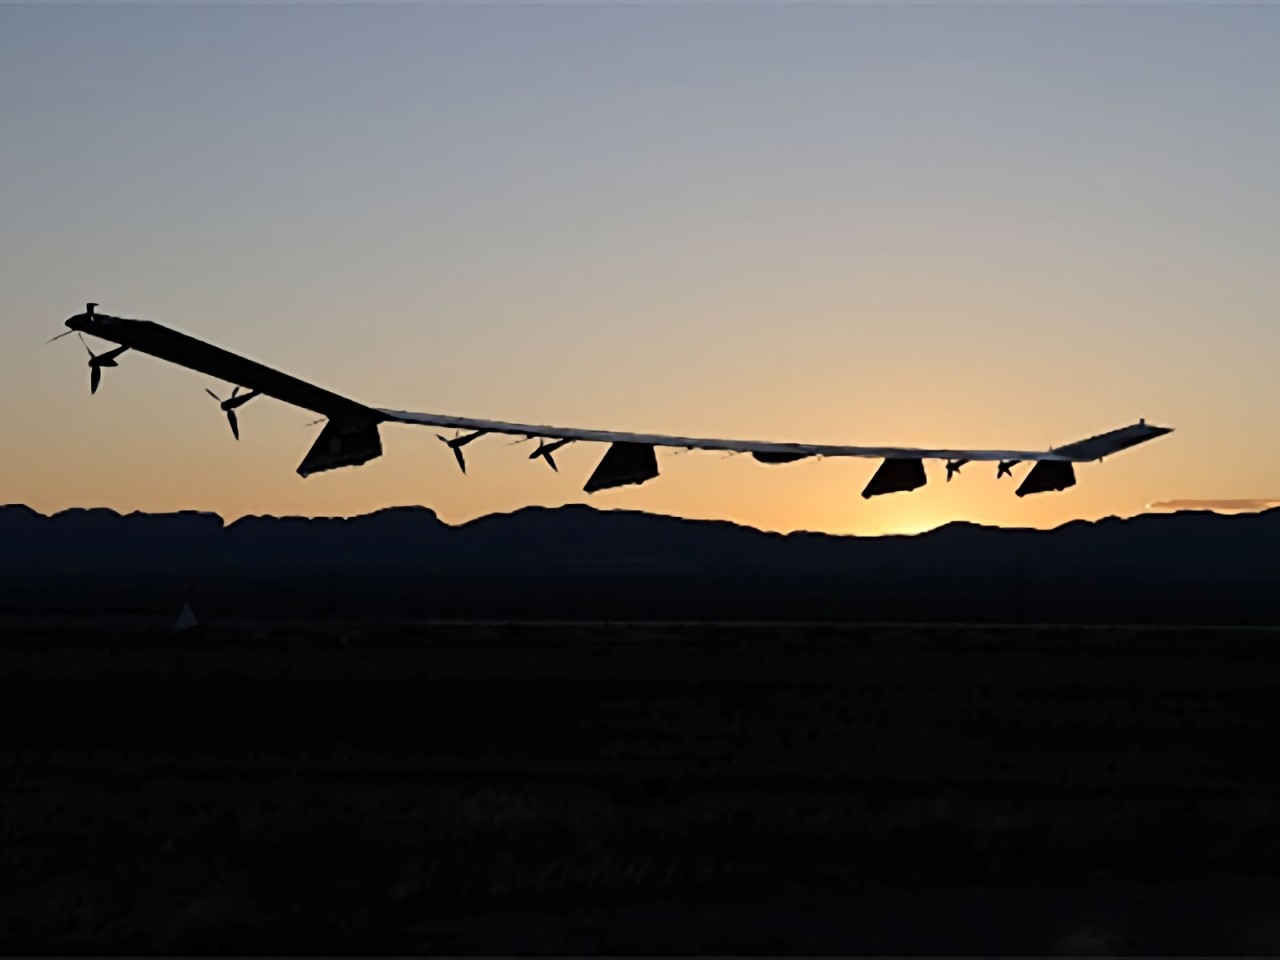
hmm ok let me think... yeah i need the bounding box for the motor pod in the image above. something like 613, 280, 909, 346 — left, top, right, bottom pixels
1015, 460, 1076, 497
861, 458, 927, 498
298, 419, 383, 477
584, 442, 659, 493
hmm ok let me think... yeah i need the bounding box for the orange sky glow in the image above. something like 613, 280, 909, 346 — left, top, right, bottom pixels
3, 5, 1278, 536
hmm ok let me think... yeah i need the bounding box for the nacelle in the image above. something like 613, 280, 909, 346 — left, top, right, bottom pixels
298, 419, 383, 477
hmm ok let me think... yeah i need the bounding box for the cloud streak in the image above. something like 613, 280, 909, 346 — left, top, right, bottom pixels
1147, 499, 1280, 513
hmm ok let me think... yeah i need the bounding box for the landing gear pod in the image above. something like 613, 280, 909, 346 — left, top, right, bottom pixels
584, 442, 658, 493
298, 419, 383, 477
752, 451, 810, 464
862, 458, 927, 498
1015, 460, 1075, 497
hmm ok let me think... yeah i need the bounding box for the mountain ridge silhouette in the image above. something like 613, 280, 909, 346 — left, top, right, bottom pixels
4, 502, 1280, 580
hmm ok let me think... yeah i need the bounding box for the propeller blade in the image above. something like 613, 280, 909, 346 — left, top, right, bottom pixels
231, 386, 240, 400
90, 365, 101, 395
77, 332, 96, 359
45, 330, 74, 343
436, 434, 467, 472
530, 437, 571, 472
227, 409, 240, 441
206, 388, 223, 403
225, 389, 260, 410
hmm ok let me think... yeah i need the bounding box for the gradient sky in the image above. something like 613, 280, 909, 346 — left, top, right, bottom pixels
3, 3, 1279, 535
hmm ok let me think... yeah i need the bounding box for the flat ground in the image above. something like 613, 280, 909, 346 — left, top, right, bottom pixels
4, 620, 1280, 953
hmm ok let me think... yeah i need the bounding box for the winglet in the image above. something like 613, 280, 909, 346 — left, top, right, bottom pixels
1050, 421, 1173, 462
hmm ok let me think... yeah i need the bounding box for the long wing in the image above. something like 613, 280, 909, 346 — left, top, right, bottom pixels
377, 407, 1168, 464
63, 306, 1173, 495
67, 309, 376, 420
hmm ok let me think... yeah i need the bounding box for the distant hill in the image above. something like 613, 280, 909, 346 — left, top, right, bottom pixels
3, 504, 1279, 622
3, 502, 1280, 578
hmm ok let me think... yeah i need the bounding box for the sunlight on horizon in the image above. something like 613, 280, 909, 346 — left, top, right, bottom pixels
3, 5, 1278, 533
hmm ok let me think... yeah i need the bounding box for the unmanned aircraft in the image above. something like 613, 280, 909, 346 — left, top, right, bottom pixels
53, 304, 1173, 499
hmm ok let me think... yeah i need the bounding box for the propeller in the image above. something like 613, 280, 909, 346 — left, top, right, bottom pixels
205, 386, 261, 440
76, 333, 128, 395
436, 430, 488, 473
946, 459, 969, 482
997, 460, 1020, 479
529, 438, 573, 472
45, 330, 75, 344
90, 352, 100, 395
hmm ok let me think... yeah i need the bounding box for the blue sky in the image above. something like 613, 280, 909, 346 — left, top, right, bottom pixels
3, 4, 1279, 533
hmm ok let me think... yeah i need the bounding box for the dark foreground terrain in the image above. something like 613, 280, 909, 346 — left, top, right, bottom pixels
8, 504, 1280, 624
5, 620, 1280, 953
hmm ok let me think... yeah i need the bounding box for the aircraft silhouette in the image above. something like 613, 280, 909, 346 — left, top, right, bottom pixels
56, 304, 1173, 499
